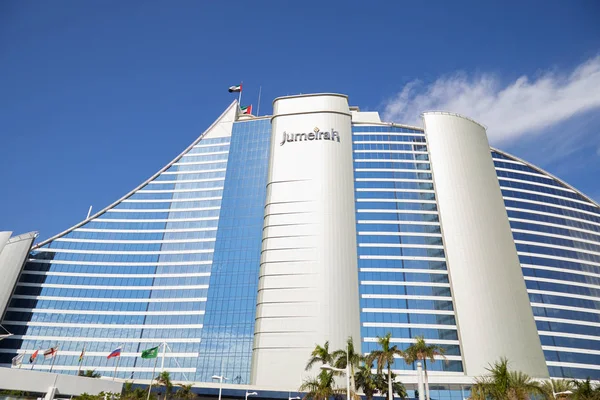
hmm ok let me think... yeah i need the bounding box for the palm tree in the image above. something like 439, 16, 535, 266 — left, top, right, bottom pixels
306, 341, 335, 371
299, 371, 340, 400
366, 332, 405, 400
403, 336, 446, 400
571, 378, 600, 400
174, 384, 195, 400
122, 382, 134, 399
470, 358, 541, 400
122, 382, 149, 400
375, 372, 407, 400
333, 337, 362, 395
79, 369, 101, 378
354, 363, 378, 400
156, 371, 173, 400
540, 379, 575, 400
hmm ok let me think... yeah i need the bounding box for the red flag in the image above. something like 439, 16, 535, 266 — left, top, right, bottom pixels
29, 348, 39, 363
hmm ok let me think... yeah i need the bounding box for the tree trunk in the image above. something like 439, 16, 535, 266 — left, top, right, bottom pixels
388, 367, 393, 400
350, 365, 356, 396
423, 360, 430, 400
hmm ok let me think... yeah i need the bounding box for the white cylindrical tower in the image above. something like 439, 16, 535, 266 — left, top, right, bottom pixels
423, 112, 549, 378
251, 94, 361, 389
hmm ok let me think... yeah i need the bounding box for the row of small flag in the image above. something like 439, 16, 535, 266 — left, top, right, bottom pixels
11, 344, 160, 367
228, 83, 252, 115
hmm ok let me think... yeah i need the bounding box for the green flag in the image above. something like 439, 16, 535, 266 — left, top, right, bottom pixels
141, 346, 159, 359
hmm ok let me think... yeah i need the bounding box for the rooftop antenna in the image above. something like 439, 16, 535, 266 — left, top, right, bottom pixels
256, 86, 262, 116
86, 205, 93, 219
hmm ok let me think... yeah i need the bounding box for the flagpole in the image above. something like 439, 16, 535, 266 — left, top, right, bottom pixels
31, 347, 39, 370
238, 81, 243, 106
49, 346, 58, 373
160, 342, 166, 373
146, 354, 159, 400
113, 355, 121, 381
257, 86, 262, 117
113, 345, 123, 381
165, 343, 189, 383
77, 343, 86, 377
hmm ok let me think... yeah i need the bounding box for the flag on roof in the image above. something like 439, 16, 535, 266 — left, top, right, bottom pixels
29, 348, 39, 363
43, 346, 58, 359
107, 346, 122, 359
240, 105, 252, 115
12, 353, 24, 367
141, 345, 160, 359
228, 84, 242, 93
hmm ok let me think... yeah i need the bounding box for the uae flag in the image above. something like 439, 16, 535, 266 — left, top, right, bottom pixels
29, 348, 39, 363
44, 346, 58, 359
228, 84, 242, 93
240, 105, 252, 115
141, 345, 159, 359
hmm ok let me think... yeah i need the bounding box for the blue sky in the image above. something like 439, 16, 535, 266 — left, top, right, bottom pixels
1, 0, 599, 240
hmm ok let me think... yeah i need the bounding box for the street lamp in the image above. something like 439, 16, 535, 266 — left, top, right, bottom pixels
211, 374, 228, 400
320, 363, 350, 400
246, 392, 258, 400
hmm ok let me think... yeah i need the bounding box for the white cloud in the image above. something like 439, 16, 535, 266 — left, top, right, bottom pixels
381, 56, 600, 145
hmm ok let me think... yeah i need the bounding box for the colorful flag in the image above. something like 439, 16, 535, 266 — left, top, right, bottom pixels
228, 84, 242, 93
43, 346, 58, 359
78, 345, 86, 363
11, 353, 24, 367
29, 348, 39, 363
240, 105, 252, 115
107, 346, 122, 359
141, 345, 159, 359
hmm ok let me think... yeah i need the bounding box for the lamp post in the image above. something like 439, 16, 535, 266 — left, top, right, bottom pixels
211, 374, 228, 400
246, 392, 258, 400
320, 363, 350, 400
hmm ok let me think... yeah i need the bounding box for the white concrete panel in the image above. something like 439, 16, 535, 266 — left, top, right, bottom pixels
261, 248, 316, 263
258, 287, 320, 303
265, 201, 316, 214
201, 101, 237, 139
252, 94, 361, 389
253, 332, 320, 348
0, 368, 122, 396
263, 224, 316, 237
0, 231, 12, 256
0, 232, 36, 317
351, 111, 382, 123
261, 264, 318, 277
256, 303, 320, 318
260, 274, 316, 289
423, 112, 549, 378
262, 236, 318, 251
264, 213, 318, 226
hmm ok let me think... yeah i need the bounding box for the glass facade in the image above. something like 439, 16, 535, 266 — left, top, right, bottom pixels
493, 149, 600, 380
352, 125, 464, 375
1, 104, 598, 385
196, 119, 271, 384
0, 118, 270, 383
